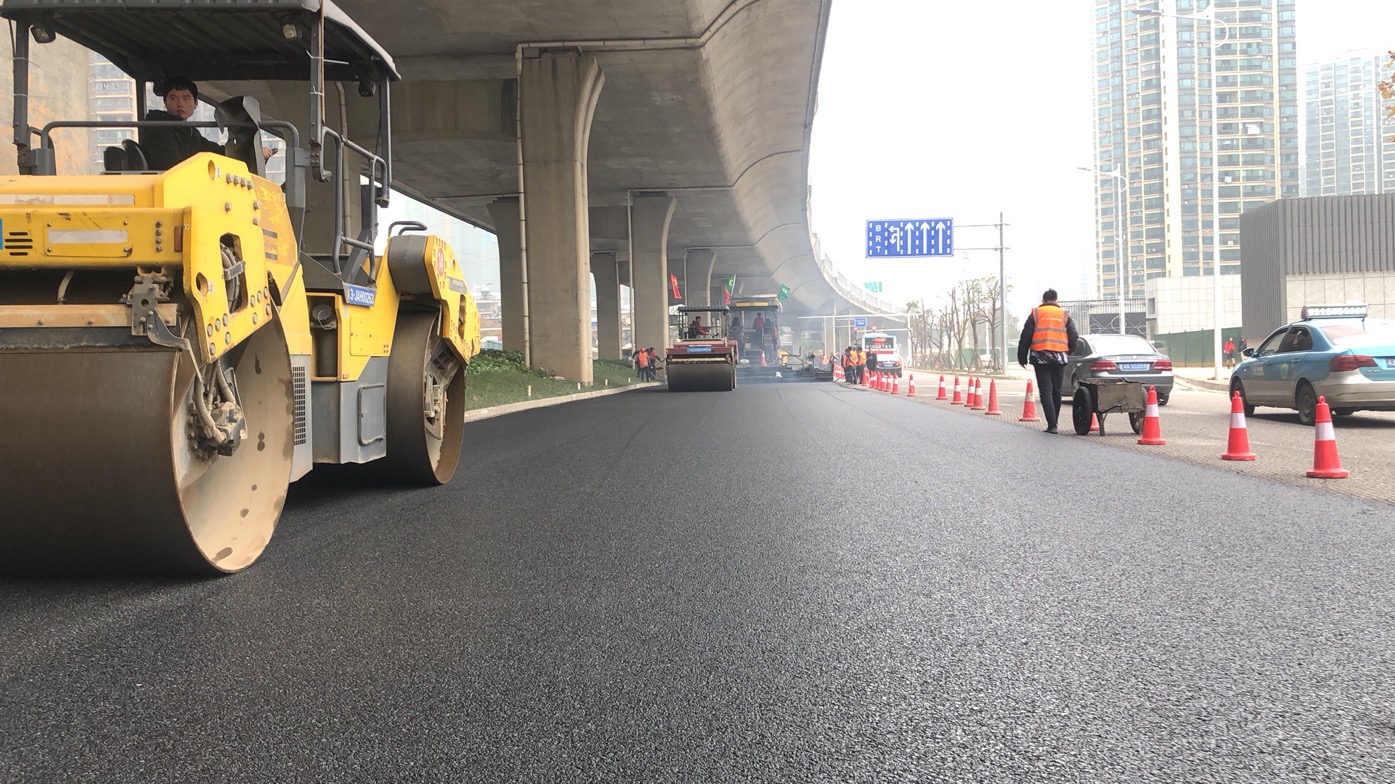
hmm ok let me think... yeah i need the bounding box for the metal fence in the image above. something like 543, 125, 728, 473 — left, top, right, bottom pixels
1056, 298, 1148, 336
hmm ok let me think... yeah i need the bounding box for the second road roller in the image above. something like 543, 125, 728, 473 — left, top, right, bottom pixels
0, 0, 480, 574
665, 306, 738, 392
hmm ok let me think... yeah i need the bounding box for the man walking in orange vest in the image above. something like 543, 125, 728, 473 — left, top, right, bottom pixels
1017, 289, 1079, 434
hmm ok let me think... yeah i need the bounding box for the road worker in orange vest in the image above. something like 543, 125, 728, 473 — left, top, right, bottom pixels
1017, 288, 1079, 434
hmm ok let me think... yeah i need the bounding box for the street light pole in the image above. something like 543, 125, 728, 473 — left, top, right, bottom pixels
1134, 2, 1231, 379
1080, 165, 1129, 335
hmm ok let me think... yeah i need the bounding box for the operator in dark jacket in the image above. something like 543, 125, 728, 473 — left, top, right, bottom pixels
140, 77, 224, 170
1017, 288, 1079, 434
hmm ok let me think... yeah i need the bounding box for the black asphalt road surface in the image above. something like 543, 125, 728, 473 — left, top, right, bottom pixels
4, 383, 1395, 782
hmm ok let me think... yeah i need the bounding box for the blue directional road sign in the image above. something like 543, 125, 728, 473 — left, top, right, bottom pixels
853, 317, 868, 328
865, 218, 953, 258
863, 281, 883, 293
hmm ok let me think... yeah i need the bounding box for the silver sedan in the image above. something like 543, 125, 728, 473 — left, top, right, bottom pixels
1064, 334, 1175, 405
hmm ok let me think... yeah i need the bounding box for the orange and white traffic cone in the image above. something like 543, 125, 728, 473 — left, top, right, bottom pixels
892, 375, 900, 395
984, 379, 1002, 416
1306, 396, 1349, 479
1220, 390, 1256, 460
907, 374, 917, 397
1137, 385, 1166, 445
1090, 412, 1100, 432
760, 351, 767, 367
971, 378, 986, 411
1019, 381, 1040, 422
935, 375, 947, 400
951, 376, 963, 405
861, 367, 868, 387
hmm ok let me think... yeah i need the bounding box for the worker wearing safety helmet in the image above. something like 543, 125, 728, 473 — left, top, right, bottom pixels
1017, 288, 1079, 434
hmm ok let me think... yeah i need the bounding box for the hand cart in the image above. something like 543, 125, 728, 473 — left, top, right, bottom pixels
1071, 379, 1147, 436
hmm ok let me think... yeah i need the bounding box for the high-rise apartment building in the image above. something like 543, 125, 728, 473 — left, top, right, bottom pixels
89, 56, 138, 173
1091, 0, 1298, 299
1303, 52, 1395, 197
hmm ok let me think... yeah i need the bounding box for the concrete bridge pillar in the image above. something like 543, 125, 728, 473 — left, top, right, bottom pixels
591, 251, 622, 360
485, 197, 526, 352
630, 194, 677, 355
519, 50, 604, 383
684, 249, 716, 308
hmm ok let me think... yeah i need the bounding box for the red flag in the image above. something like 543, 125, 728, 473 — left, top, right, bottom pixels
723, 287, 730, 305
670, 273, 681, 299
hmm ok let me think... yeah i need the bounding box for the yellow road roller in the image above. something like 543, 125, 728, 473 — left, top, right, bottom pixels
0, 1, 479, 573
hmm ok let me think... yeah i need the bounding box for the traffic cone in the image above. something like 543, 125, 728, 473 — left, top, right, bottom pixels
1306, 396, 1349, 479
1137, 385, 1166, 445
892, 375, 900, 394
1019, 380, 1040, 422
935, 375, 947, 400
951, 376, 963, 405
907, 374, 917, 397
971, 378, 986, 411
760, 351, 767, 367
874, 372, 882, 391
1220, 390, 1256, 461
1090, 412, 1100, 432
984, 379, 1002, 415
861, 367, 868, 387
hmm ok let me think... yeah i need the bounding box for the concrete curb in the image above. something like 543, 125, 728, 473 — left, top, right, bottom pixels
1175, 376, 1230, 393
464, 381, 660, 422
906, 365, 1234, 394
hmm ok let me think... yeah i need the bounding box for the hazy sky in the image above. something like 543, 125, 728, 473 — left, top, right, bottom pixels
808, 0, 1394, 318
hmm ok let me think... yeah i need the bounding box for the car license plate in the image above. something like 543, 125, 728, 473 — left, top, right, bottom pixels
1120, 362, 1149, 371
687, 345, 712, 353
1386, 358, 1395, 369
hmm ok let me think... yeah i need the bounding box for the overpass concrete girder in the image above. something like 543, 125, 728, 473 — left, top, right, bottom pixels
321, 0, 885, 351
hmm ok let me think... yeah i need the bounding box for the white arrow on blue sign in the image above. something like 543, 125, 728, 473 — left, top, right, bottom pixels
865, 218, 953, 258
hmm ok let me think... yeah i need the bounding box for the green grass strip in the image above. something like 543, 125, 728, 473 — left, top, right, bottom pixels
464, 349, 648, 409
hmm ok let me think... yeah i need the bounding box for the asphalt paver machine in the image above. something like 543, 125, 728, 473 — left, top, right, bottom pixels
0, 0, 480, 573
728, 294, 783, 380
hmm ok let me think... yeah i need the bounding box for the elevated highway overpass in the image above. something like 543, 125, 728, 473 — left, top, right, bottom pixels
0, 0, 899, 382
313, 0, 898, 380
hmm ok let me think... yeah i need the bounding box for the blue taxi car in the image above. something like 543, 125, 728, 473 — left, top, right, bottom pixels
1230, 304, 1395, 425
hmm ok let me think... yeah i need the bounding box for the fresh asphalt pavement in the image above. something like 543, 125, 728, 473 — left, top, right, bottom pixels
3, 381, 1395, 782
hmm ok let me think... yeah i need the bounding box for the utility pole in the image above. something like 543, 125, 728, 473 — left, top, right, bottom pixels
955, 214, 1009, 371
